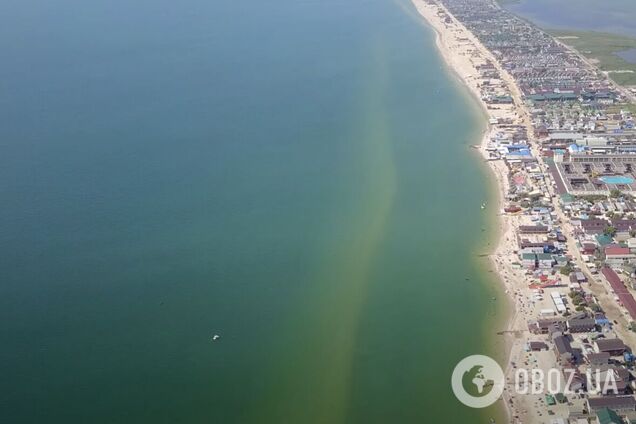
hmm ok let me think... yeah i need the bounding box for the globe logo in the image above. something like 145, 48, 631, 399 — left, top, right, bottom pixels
462, 365, 494, 397
451, 355, 505, 408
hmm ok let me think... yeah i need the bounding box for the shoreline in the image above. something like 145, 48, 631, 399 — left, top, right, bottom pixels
411, 0, 531, 421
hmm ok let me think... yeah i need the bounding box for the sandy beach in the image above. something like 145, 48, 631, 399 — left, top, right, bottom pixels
410, 0, 545, 421
412, 3, 636, 421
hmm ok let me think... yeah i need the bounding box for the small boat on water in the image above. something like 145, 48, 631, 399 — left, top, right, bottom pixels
481, 202, 487, 210
211, 334, 221, 342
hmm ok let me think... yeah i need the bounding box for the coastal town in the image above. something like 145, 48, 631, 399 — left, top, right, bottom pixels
413, 0, 636, 423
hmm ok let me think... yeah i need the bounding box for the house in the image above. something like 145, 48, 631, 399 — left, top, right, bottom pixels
528, 341, 549, 351
522, 246, 545, 255
581, 219, 610, 235
568, 399, 588, 420
570, 272, 588, 284
554, 334, 575, 364
567, 317, 596, 333
571, 415, 589, 423
582, 242, 599, 255
587, 352, 611, 366
587, 396, 636, 414
528, 318, 566, 334
538, 253, 556, 269
588, 365, 631, 395
617, 293, 636, 321
612, 219, 636, 235
595, 339, 627, 356
522, 253, 538, 269
595, 407, 624, 424
519, 239, 555, 250
605, 245, 636, 268
602, 267, 629, 295
520, 224, 550, 234
564, 368, 586, 392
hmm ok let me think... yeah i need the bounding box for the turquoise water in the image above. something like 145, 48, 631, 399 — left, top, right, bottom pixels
506, 0, 636, 37
600, 175, 635, 184
0, 0, 506, 422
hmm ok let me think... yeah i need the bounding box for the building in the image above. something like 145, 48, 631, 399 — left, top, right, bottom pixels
522, 253, 538, 269
587, 352, 611, 366
554, 334, 575, 364
581, 219, 610, 235
588, 365, 631, 395
588, 396, 636, 414
520, 224, 550, 234
601, 268, 636, 321
570, 272, 588, 284
605, 246, 636, 268
595, 407, 624, 424
567, 317, 596, 333
528, 341, 548, 351
553, 154, 636, 195
528, 318, 566, 334
539, 253, 556, 269
595, 339, 627, 356
612, 219, 636, 235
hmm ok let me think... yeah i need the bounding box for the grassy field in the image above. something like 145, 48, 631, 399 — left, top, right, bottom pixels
550, 30, 636, 87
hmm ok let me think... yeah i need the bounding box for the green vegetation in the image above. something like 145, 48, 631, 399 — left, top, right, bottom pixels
569, 290, 587, 307
610, 189, 623, 199
608, 103, 636, 115
550, 30, 636, 86
577, 194, 607, 203
604, 226, 617, 237
560, 263, 574, 276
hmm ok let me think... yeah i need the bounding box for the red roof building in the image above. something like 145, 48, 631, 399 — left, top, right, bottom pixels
602, 267, 636, 321
605, 246, 631, 257
601, 267, 628, 295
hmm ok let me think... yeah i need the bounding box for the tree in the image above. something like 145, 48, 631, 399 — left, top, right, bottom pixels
610, 189, 622, 198
579, 194, 608, 203
569, 290, 586, 306
604, 226, 617, 237
590, 303, 602, 313
560, 263, 574, 276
